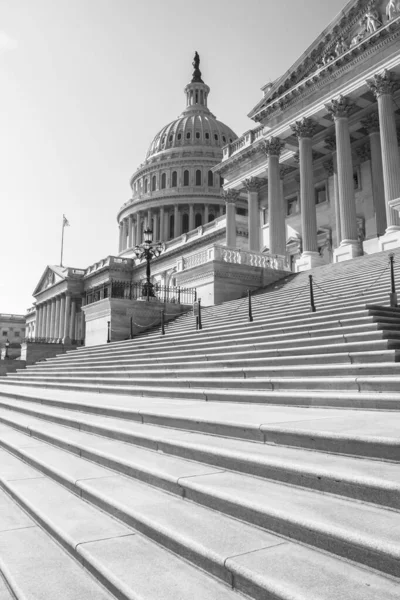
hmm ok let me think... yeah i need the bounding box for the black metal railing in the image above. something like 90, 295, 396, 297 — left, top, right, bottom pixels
85, 280, 196, 306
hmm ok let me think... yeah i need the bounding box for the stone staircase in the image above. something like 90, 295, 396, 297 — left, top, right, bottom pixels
0, 248, 400, 599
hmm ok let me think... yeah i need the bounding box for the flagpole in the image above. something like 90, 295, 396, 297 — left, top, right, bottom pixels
60, 217, 65, 267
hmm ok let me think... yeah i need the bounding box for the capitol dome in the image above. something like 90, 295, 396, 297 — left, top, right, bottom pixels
117, 53, 238, 251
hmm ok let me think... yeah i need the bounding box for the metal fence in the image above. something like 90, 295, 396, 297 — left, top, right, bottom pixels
85, 280, 196, 306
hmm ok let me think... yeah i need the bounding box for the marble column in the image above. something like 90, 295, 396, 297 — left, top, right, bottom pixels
204, 204, 209, 224
174, 205, 180, 238
118, 223, 123, 253
54, 296, 61, 339
291, 118, 323, 269
264, 138, 286, 255
128, 215, 134, 248
159, 207, 165, 242
324, 136, 341, 246
45, 301, 52, 338
69, 299, 76, 341
189, 205, 195, 231
243, 178, 264, 252
222, 190, 240, 247
326, 96, 361, 261
153, 211, 159, 241
49, 298, 56, 339
136, 212, 141, 245
59, 295, 66, 340
360, 113, 386, 235
36, 306, 42, 338
122, 219, 128, 251
368, 70, 400, 232
147, 209, 152, 231
63, 294, 71, 342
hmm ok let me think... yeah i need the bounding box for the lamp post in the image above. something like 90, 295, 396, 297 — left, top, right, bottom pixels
133, 228, 163, 300
4, 339, 10, 359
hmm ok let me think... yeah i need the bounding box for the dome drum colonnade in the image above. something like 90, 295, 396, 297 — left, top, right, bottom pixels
117, 53, 238, 255
221, 69, 400, 271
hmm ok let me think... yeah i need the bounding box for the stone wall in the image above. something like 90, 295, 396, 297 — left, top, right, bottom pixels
20, 342, 78, 365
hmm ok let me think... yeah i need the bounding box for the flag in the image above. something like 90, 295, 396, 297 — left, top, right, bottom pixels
63, 214, 70, 227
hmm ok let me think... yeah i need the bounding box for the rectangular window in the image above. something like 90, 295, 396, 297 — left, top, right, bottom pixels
2, 331, 7, 337
353, 167, 361, 190
287, 195, 298, 216
315, 183, 327, 205
14, 331, 20, 337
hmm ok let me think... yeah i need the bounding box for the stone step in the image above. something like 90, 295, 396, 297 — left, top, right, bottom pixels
0, 483, 114, 599
1, 422, 399, 581
1, 384, 400, 454
1, 401, 400, 508
0, 448, 248, 600
1, 435, 399, 600
20, 362, 400, 379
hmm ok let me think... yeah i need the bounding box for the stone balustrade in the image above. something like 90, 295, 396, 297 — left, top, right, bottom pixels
178, 244, 289, 272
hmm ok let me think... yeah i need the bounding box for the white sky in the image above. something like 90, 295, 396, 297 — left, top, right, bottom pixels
0, 0, 347, 314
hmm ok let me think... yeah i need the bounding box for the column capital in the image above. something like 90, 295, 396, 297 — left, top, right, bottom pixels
361, 112, 380, 133
326, 95, 353, 119
221, 189, 240, 204
324, 136, 336, 151
291, 117, 316, 139
242, 177, 266, 192
367, 69, 395, 98
323, 160, 335, 176
262, 137, 285, 157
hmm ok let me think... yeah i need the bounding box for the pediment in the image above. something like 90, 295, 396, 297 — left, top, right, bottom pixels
249, 0, 391, 120
33, 265, 67, 296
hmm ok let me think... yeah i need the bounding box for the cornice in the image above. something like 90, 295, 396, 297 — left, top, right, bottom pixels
254, 17, 400, 123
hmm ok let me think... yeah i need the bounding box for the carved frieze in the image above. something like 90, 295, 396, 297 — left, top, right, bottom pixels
323, 160, 335, 176
262, 137, 285, 157
324, 136, 337, 152
280, 165, 296, 179
291, 117, 317, 139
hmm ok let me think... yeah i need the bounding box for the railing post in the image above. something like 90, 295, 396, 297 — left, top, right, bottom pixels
161, 310, 165, 335
130, 316, 133, 339
309, 275, 316, 312
194, 289, 197, 302
177, 287, 181, 304
198, 298, 202, 330
107, 321, 111, 343
389, 253, 397, 307
248, 289, 253, 322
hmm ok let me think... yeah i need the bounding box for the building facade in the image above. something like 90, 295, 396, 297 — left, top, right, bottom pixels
24, 0, 400, 345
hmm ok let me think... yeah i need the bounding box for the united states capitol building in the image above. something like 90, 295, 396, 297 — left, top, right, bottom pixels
27, 0, 400, 346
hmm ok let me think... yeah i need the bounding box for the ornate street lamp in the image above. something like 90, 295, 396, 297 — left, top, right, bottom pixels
4, 339, 10, 359
133, 228, 163, 299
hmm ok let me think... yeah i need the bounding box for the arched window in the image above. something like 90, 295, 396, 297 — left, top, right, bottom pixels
222, 136, 226, 143
152, 175, 156, 192
183, 170, 189, 186
169, 135, 173, 142
208, 170, 213, 187
182, 213, 189, 233
169, 214, 174, 239
177, 133, 182, 140
186, 132, 191, 139
172, 171, 178, 187
144, 179, 148, 193
214, 134, 219, 141
205, 132, 210, 140
195, 170, 202, 186
195, 131, 200, 139
208, 213, 215, 223
195, 213, 202, 228
161, 173, 166, 189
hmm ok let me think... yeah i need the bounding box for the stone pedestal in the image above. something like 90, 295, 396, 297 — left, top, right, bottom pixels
295, 251, 324, 272
333, 242, 363, 263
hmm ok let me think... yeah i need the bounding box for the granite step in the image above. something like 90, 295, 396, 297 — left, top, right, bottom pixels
1, 423, 400, 580
0, 384, 399, 456
1, 402, 400, 508
1, 440, 399, 600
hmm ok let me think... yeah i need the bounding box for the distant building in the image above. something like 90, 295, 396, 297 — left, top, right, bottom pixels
0, 314, 26, 346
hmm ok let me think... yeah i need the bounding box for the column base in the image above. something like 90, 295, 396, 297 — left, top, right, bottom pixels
295, 252, 325, 272
333, 241, 363, 263
379, 228, 400, 252
62, 336, 71, 345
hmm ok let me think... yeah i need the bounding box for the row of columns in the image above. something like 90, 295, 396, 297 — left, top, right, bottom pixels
119, 204, 225, 252
224, 70, 400, 262
35, 293, 79, 342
